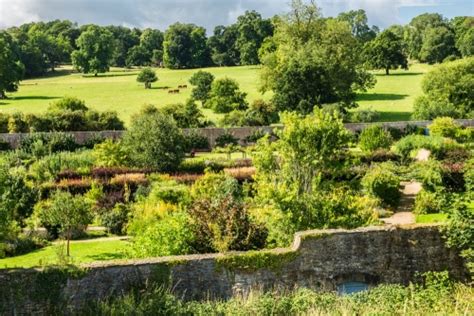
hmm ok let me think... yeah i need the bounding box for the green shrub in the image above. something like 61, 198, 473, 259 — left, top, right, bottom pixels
414, 190, 445, 214
19, 133, 78, 157
0, 113, 9, 133
92, 139, 128, 167
128, 210, 193, 258
358, 125, 393, 152
362, 164, 400, 207
215, 132, 239, 147
350, 108, 381, 122
184, 131, 209, 151
123, 110, 186, 172
178, 159, 207, 174
147, 180, 190, 205
428, 117, 462, 138
100, 203, 130, 235
394, 135, 448, 160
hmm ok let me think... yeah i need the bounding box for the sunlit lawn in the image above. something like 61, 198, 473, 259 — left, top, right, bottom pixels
0, 63, 435, 125
0, 239, 130, 269
416, 213, 449, 224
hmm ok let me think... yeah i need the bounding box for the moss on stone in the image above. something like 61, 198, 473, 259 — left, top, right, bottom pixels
216, 250, 298, 273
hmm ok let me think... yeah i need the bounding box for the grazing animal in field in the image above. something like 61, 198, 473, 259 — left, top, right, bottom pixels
178, 85, 188, 89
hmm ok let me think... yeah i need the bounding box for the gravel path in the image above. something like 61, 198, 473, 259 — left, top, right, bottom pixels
381, 181, 422, 226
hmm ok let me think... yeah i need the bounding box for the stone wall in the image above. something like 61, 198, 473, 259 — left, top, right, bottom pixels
0, 225, 469, 314
1, 119, 473, 149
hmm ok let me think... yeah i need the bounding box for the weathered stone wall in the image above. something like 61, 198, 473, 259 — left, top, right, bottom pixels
0, 225, 469, 314
1, 119, 473, 149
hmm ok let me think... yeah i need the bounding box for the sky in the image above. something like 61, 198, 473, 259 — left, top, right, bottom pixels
0, 0, 472, 31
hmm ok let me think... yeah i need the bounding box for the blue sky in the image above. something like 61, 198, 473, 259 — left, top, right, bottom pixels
0, 0, 472, 31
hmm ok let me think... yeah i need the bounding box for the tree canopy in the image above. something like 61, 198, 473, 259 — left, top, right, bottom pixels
0, 32, 24, 99
364, 30, 408, 75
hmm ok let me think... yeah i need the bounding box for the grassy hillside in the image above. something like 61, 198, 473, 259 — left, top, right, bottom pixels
0, 63, 432, 125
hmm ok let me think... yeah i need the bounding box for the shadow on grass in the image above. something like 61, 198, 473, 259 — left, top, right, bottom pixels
7, 95, 61, 101
150, 86, 171, 90
83, 72, 137, 78
357, 93, 408, 101
86, 252, 127, 261
374, 72, 424, 77
377, 111, 412, 122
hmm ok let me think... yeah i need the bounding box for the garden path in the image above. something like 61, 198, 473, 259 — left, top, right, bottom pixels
381, 181, 422, 225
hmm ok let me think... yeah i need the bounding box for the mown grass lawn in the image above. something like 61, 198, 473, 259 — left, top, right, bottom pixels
1, 63, 434, 125
0, 238, 130, 269
416, 213, 449, 224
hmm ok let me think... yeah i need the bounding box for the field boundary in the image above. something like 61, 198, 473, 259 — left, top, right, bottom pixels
1, 119, 473, 149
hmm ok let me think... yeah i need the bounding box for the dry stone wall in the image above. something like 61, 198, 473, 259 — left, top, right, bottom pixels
1, 119, 473, 149
0, 225, 469, 314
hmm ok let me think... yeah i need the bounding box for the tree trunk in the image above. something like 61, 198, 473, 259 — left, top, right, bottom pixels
66, 232, 71, 257
94, 73, 98, 77
385, 67, 390, 75
0, 91, 5, 99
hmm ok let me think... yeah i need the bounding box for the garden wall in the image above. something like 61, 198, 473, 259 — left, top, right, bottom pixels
0, 225, 469, 314
1, 119, 473, 149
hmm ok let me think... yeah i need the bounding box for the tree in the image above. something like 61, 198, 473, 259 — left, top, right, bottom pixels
235, 10, 274, 65
452, 16, 474, 57
161, 99, 205, 128
419, 26, 457, 63
189, 70, 215, 102
406, 13, 447, 60
205, 78, 248, 113
123, 108, 186, 171
261, 3, 374, 114
412, 57, 473, 119
126, 45, 150, 67
71, 26, 115, 75
106, 25, 140, 67
163, 23, 210, 69
207, 25, 240, 66
39, 191, 92, 256
136, 67, 158, 89
337, 9, 378, 43
140, 28, 164, 65
364, 30, 408, 75
0, 31, 24, 99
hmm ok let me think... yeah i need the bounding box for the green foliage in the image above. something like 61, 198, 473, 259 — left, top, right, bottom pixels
362, 163, 400, 207
19, 132, 77, 157
414, 190, 445, 214
215, 132, 239, 147
72, 25, 115, 75
92, 139, 129, 167
163, 23, 210, 69
136, 67, 158, 89
364, 29, 408, 75
37, 191, 93, 255
350, 108, 381, 123
419, 26, 457, 64
205, 78, 248, 113
394, 135, 447, 160
184, 131, 210, 151
412, 57, 474, 120
83, 272, 472, 315
128, 209, 193, 258
428, 117, 462, 138
0, 31, 24, 99
358, 125, 393, 152
123, 109, 186, 172
100, 203, 130, 235
160, 99, 206, 128
189, 70, 215, 102
48, 97, 88, 112
442, 200, 474, 274
261, 2, 374, 114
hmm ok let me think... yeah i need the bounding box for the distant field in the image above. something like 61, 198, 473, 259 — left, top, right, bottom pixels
0, 63, 433, 125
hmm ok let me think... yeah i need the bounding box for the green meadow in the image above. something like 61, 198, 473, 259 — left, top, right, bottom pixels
0, 63, 432, 125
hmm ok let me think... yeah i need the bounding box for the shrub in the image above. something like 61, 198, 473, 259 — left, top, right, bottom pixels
184, 131, 209, 151
204, 78, 248, 113
178, 159, 207, 174
92, 139, 128, 167
20, 133, 78, 157
465, 159, 474, 194
428, 117, 462, 138
123, 109, 186, 172
359, 125, 393, 152
394, 135, 447, 160
362, 164, 400, 207
100, 203, 130, 235
414, 190, 445, 214
350, 108, 381, 123
361, 149, 400, 163
147, 180, 190, 205
0, 113, 9, 133
215, 132, 239, 147
128, 209, 193, 258
188, 196, 268, 253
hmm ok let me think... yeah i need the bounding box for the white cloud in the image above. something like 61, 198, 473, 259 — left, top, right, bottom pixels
0, 0, 461, 31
